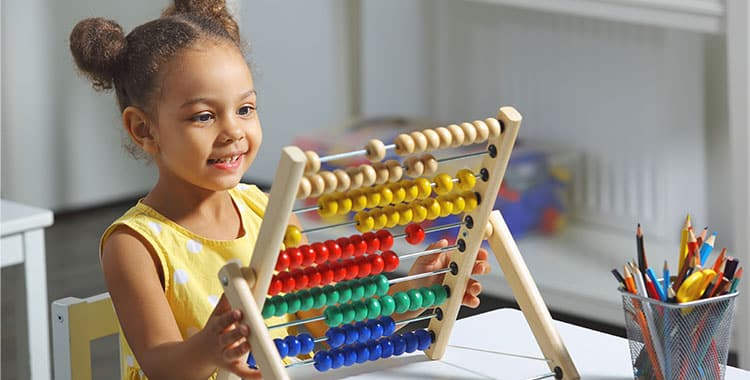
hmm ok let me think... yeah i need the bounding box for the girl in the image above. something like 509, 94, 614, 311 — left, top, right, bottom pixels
70, 1, 489, 379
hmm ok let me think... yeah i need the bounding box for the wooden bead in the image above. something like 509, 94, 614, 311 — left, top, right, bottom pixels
371, 209, 388, 230
366, 188, 382, 208
450, 193, 466, 214
394, 134, 415, 155
333, 169, 351, 192
346, 167, 364, 189
304, 150, 321, 174
355, 212, 375, 233
409, 131, 428, 153
307, 174, 326, 197
395, 203, 413, 224
485, 118, 501, 137
284, 225, 302, 248
456, 168, 476, 191
372, 162, 390, 185
318, 194, 339, 217
437, 197, 454, 217
297, 176, 312, 199
411, 203, 428, 223
422, 129, 440, 150
421, 154, 438, 176
462, 191, 479, 212
460, 122, 477, 145
403, 156, 424, 178
384, 208, 400, 228
387, 182, 406, 205
385, 160, 403, 182
377, 184, 394, 206
421, 198, 441, 220
400, 179, 419, 202
447, 124, 465, 147
435, 127, 453, 148
432, 173, 454, 195
337, 195, 353, 214
359, 164, 377, 187
483, 221, 494, 240
320, 171, 338, 193
472, 120, 490, 142
366, 139, 387, 161
350, 189, 368, 211
414, 177, 432, 198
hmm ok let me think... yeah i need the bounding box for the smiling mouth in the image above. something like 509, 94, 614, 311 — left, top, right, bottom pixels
207, 155, 241, 164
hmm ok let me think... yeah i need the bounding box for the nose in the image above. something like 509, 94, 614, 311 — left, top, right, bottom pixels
220, 118, 244, 143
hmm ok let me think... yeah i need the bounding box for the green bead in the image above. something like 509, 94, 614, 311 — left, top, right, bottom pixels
310, 287, 327, 309
431, 284, 448, 305
297, 289, 315, 311
273, 295, 288, 317
419, 287, 436, 308
362, 278, 378, 298
393, 292, 411, 314
378, 295, 396, 316
261, 298, 275, 319
340, 303, 356, 324
350, 280, 365, 301
324, 306, 343, 327
286, 292, 301, 314
374, 275, 390, 296
335, 283, 353, 304
407, 289, 423, 311
322, 285, 339, 306
353, 301, 369, 322
365, 297, 382, 319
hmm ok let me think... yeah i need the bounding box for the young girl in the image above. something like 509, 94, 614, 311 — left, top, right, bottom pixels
70, 1, 489, 379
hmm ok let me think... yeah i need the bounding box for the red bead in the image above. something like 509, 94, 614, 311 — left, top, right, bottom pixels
369, 254, 385, 275
299, 245, 317, 267
288, 247, 304, 269
405, 224, 425, 245
293, 269, 309, 290
345, 260, 360, 280
331, 261, 348, 282
311, 242, 329, 264
268, 276, 283, 296
324, 240, 342, 262
376, 230, 394, 251
318, 263, 335, 285
381, 251, 400, 272
278, 271, 296, 293
362, 232, 380, 254
305, 266, 323, 287
275, 250, 291, 271
336, 237, 354, 259
356, 256, 372, 277
349, 235, 368, 257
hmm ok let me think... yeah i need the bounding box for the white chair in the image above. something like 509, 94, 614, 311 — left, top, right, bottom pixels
51, 292, 120, 380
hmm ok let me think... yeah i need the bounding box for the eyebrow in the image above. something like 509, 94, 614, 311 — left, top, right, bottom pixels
179, 89, 257, 108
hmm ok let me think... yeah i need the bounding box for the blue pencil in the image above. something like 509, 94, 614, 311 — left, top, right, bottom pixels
646, 267, 667, 302
699, 232, 716, 266
662, 260, 670, 302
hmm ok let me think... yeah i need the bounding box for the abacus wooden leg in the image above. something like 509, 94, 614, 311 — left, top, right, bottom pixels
487, 210, 580, 380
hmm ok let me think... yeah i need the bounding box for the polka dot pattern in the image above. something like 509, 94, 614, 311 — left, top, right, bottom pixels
174, 269, 189, 285
186, 239, 202, 253
147, 221, 162, 234
208, 295, 220, 308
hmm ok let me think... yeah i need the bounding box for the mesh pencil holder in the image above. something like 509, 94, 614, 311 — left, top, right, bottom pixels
620, 290, 738, 380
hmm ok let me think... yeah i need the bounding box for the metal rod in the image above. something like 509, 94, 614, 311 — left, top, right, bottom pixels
319, 144, 397, 163
395, 311, 438, 326
525, 372, 558, 380
285, 358, 315, 368
301, 220, 356, 234
388, 268, 451, 285
269, 315, 326, 330
398, 245, 457, 260
392, 221, 463, 240
436, 150, 486, 163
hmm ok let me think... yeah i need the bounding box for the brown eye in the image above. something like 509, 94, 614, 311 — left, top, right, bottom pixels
238, 105, 255, 116
192, 112, 213, 122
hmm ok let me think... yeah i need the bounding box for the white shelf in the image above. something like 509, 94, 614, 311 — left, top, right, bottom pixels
466, 0, 725, 34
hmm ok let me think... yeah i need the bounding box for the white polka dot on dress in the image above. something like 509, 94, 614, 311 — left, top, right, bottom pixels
174, 269, 189, 285
186, 239, 202, 253
126, 355, 134, 367
208, 294, 220, 308
237, 183, 250, 190
147, 221, 162, 234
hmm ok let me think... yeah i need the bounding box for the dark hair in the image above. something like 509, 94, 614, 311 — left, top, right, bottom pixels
69, 0, 241, 114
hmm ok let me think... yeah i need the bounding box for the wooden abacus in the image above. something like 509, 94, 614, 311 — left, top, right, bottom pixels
216, 106, 580, 379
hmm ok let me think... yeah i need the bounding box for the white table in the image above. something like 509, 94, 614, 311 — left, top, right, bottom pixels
2, 199, 54, 380
288, 308, 750, 379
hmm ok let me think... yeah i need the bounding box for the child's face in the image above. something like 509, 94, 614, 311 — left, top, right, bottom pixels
149, 40, 261, 192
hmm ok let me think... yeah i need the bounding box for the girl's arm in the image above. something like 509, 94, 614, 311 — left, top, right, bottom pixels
102, 226, 260, 380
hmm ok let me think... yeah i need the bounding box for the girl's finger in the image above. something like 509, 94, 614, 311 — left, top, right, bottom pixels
476, 248, 489, 261
462, 292, 480, 308
212, 309, 241, 334
220, 324, 249, 347
212, 294, 231, 316
467, 279, 482, 296
223, 340, 250, 361
472, 260, 490, 275
230, 361, 263, 379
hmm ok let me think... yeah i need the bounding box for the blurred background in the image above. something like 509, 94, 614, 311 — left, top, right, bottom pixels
2, 0, 749, 378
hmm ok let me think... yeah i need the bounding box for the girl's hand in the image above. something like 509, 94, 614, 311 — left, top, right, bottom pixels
406, 239, 491, 308
198, 294, 261, 379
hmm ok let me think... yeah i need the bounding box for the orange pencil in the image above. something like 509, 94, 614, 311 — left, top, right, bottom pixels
624, 265, 637, 294
711, 248, 727, 273
696, 226, 708, 247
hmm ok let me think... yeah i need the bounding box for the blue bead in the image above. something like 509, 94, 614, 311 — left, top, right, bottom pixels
343, 324, 360, 345
367, 319, 384, 339
246, 353, 256, 368
274, 338, 289, 358
298, 333, 315, 354
380, 339, 394, 358
355, 321, 371, 342
313, 351, 332, 372
382, 317, 396, 336
367, 340, 382, 361
285, 335, 301, 357
415, 329, 432, 351
353, 342, 370, 364
343, 346, 358, 366
325, 327, 346, 348
391, 334, 406, 356
404, 332, 419, 353
330, 349, 346, 369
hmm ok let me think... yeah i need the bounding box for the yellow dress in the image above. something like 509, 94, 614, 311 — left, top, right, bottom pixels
101, 183, 292, 380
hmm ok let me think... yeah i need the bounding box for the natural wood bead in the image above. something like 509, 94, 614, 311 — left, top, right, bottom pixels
359, 164, 377, 187
404, 156, 424, 177
320, 171, 338, 193
435, 127, 453, 148
366, 139, 387, 162
421, 154, 438, 176
483, 221, 494, 240
460, 122, 477, 145
409, 131, 428, 153
472, 120, 490, 142
394, 134, 415, 155
385, 160, 403, 182
485, 118, 501, 137
297, 176, 312, 199
346, 167, 364, 189
447, 124, 465, 147
307, 173, 326, 197
422, 129, 440, 150
333, 169, 351, 192
304, 150, 321, 174
372, 162, 390, 185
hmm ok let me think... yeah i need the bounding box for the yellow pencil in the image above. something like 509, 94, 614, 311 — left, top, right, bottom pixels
678, 214, 690, 273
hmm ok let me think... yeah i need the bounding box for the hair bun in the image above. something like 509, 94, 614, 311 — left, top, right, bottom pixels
163, 0, 240, 43
69, 18, 127, 90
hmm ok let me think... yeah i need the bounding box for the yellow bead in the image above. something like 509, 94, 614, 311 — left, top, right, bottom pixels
422, 198, 441, 220
396, 203, 413, 224
317, 194, 339, 217
377, 185, 394, 206
366, 189, 382, 208
411, 203, 428, 223
437, 197, 454, 217
371, 209, 388, 230
385, 208, 400, 228
350, 189, 368, 212
414, 177, 432, 199
450, 194, 466, 214
400, 179, 419, 202
456, 169, 476, 191
355, 212, 375, 233
284, 225, 302, 248
463, 191, 479, 212
388, 182, 406, 204
433, 173, 454, 195
337, 195, 353, 214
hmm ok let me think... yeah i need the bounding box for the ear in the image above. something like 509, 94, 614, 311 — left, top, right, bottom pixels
122, 106, 158, 155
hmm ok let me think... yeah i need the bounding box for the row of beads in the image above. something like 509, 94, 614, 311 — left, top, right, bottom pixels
353, 191, 480, 233
394, 119, 501, 156
263, 275, 391, 318
322, 284, 448, 327
313, 330, 433, 372
246, 333, 316, 368
302, 138, 392, 174
268, 251, 400, 296
277, 230, 394, 271
325, 317, 397, 348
